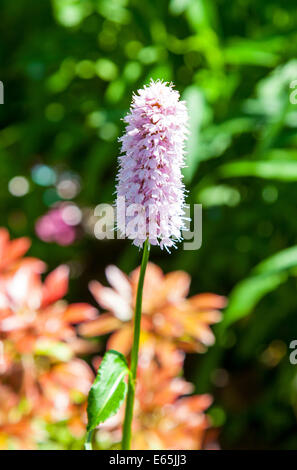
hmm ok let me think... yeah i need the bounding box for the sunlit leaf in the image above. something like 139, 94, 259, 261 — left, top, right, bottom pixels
197, 184, 240, 207
86, 350, 129, 432
219, 160, 297, 181
222, 273, 286, 328
185, 0, 217, 30
183, 86, 207, 182
255, 246, 297, 275
224, 40, 278, 66
223, 244, 297, 327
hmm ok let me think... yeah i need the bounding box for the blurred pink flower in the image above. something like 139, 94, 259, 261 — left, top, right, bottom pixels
35, 204, 80, 246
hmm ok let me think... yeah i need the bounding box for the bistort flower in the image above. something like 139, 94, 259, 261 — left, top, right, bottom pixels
116, 80, 189, 250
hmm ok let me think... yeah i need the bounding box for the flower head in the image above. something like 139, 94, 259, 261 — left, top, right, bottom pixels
116, 80, 188, 250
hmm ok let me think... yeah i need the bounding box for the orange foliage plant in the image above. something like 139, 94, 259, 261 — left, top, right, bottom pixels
0, 229, 226, 449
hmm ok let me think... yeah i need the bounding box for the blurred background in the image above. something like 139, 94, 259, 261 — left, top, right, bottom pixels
1, 0, 297, 449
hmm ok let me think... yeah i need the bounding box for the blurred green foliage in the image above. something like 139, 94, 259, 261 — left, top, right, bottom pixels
1, 0, 297, 449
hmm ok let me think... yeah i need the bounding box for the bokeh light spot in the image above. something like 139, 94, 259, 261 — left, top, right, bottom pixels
95, 58, 118, 81
45, 103, 65, 122
57, 174, 81, 199
32, 165, 56, 186
76, 60, 95, 79
262, 185, 278, 203
99, 122, 118, 141
8, 176, 29, 197
62, 205, 82, 226
123, 61, 142, 83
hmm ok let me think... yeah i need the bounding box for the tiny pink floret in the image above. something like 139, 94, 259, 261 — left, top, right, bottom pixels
116, 80, 189, 251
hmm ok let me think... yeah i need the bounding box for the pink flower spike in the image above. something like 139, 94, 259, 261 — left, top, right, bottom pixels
116, 80, 189, 251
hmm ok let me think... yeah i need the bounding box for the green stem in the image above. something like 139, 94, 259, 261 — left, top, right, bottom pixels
122, 239, 150, 450
84, 430, 93, 450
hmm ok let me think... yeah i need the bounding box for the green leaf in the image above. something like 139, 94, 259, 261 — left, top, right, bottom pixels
197, 184, 240, 207
255, 245, 297, 275
182, 86, 207, 183
219, 160, 297, 181
223, 245, 297, 328
224, 40, 279, 66
222, 272, 286, 328
86, 350, 129, 432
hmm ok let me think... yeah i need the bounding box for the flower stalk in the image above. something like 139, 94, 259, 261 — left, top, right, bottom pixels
122, 238, 150, 450
84, 430, 93, 450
